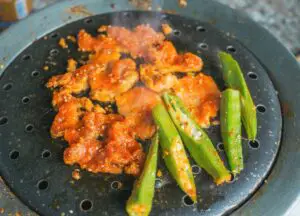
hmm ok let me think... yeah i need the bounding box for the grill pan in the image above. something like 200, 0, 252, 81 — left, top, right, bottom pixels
0, 0, 299, 216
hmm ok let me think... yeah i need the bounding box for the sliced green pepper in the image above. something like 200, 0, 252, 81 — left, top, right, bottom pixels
152, 104, 197, 201
219, 51, 257, 140
221, 89, 243, 175
126, 133, 159, 216
163, 93, 231, 185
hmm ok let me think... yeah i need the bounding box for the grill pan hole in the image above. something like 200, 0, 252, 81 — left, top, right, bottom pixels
229, 173, 236, 183
226, 45, 236, 53
22, 55, 32, 61
0, 116, 8, 125
123, 12, 130, 18
199, 43, 208, 50
49, 49, 59, 56
257, 104, 266, 113
25, 124, 34, 133
173, 29, 181, 37
37, 180, 48, 190
161, 14, 168, 20
192, 165, 201, 174
22, 96, 30, 104
249, 140, 260, 149
80, 199, 93, 211
9, 150, 19, 160
247, 72, 258, 80
217, 142, 224, 152
84, 18, 93, 24
111, 181, 122, 190
196, 26, 206, 32
182, 195, 195, 206
31, 70, 40, 77
155, 178, 163, 189
42, 150, 51, 158
3, 83, 13, 91
50, 32, 59, 39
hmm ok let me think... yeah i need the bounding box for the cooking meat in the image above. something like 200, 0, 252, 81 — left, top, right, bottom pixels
64, 117, 144, 176
145, 41, 177, 64
64, 111, 122, 144
140, 64, 178, 92
140, 41, 203, 92
116, 87, 161, 139
59, 101, 145, 176
146, 41, 203, 72
107, 24, 165, 58
47, 64, 95, 108
47, 50, 122, 107
172, 73, 221, 127
51, 89, 75, 108
47, 24, 216, 178
50, 97, 94, 138
88, 49, 121, 65
64, 139, 103, 166
104, 120, 145, 175
89, 58, 139, 102
78, 29, 124, 52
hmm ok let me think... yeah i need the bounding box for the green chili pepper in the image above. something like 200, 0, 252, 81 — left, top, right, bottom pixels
152, 104, 197, 201
219, 51, 257, 140
221, 89, 243, 175
126, 133, 159, 216
163, 93, 231, 185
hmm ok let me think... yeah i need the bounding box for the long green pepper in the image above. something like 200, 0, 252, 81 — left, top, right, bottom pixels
219, 52, 257, 140
163, 93, 231, 185
221, 89, 243, 175
152, 104, 197, 201
126, 133, 159, 216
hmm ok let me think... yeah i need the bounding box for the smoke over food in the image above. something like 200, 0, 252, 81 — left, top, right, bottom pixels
46, 23, 220, 176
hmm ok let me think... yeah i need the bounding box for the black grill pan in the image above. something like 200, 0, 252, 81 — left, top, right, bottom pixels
0, 11, 281, 216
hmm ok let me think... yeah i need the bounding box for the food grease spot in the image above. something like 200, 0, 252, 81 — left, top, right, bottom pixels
68, 5, 93, 16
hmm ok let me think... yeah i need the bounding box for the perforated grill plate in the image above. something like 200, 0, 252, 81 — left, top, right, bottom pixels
0, 11, 281, 216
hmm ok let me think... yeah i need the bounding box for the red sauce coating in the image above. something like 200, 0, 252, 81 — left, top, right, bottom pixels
47, 24, 218, 176
173, 73, 221, 127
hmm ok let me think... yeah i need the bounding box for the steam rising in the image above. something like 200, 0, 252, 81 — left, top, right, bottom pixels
111, 0, 167, 31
